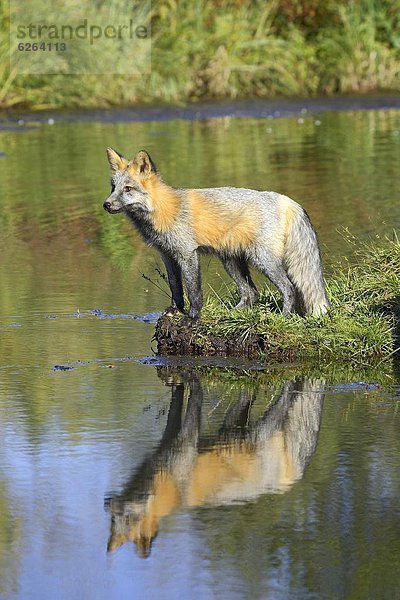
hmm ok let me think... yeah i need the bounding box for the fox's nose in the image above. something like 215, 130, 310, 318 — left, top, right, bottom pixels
103, 201, 112, 211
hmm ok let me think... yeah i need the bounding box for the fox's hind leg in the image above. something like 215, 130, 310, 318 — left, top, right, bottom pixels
221, 257, 258, 309
250, 252, 297, 314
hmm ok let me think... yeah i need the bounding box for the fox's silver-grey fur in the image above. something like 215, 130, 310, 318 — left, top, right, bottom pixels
103, 148, 330, 320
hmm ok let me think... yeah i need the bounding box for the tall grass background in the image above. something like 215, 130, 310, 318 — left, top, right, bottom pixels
1, 0, 400, 108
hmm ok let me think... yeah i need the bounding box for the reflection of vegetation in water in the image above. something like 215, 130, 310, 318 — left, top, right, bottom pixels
1, 109, 399, 250
0, 483, 21, 597
1, 0, 400, 107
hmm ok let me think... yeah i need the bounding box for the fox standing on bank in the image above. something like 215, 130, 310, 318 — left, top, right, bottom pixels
103, 148, 329, 319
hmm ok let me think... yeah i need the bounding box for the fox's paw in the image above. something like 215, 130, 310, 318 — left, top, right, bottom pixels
178, 315, 199, 328
234, 300, 252, 310
163, 305, 184, 318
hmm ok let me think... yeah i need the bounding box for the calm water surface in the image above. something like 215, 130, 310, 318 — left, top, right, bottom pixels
0, 100, 400, 599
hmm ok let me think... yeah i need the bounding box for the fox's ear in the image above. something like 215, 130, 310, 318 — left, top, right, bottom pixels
106, 147, 128, 172
136, 535, 152, 559
130, 150, 157, 178
107, 533, 125, 553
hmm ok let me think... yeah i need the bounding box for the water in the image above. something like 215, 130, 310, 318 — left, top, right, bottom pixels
0, 99, 400, 599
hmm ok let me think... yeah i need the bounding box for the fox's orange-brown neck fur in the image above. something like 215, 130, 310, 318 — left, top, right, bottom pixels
138, 174, 181, 233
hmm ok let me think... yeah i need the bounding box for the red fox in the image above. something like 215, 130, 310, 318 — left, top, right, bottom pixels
103, 148, 329, 320
105, 375, 325, 557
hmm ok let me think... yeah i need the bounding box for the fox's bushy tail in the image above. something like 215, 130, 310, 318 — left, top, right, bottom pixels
284, 210, 330, 316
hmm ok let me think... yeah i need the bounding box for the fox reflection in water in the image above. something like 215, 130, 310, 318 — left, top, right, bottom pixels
105, 374, 325, 558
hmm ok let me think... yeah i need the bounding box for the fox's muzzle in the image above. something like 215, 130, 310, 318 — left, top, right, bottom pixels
103, 200, 122, 214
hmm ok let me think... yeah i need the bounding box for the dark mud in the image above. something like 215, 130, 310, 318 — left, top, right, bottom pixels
154, 314, 297, 361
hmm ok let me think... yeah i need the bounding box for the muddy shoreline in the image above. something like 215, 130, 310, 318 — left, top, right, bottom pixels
155, 314, 297, 361
1, 93, 400, 126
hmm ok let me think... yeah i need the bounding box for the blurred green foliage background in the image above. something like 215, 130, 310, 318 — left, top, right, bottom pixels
1, 0, 400, 109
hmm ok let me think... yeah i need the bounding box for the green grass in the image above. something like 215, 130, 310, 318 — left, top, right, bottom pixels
176, 234, 400, 368
1, 0, 400, 109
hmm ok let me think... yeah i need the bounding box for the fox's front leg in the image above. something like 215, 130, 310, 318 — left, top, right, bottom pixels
161, 252, 184, 313
179, 251, 203, 321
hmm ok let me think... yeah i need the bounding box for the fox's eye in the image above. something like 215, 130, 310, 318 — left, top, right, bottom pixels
124, 186, 133, 193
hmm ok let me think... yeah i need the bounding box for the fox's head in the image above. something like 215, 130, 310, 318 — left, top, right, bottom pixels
103, 148, 158, 215
106, 496, 159, 559
105, 468, 180, 558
